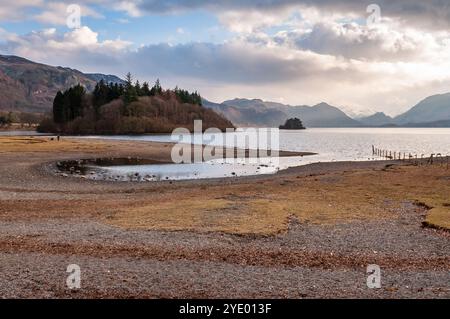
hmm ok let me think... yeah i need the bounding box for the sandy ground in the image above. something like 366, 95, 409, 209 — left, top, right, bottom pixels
0, 136, 449, 299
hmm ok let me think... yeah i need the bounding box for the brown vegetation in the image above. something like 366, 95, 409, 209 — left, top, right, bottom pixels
0, 137, 448, 234
39, 92, 234, 134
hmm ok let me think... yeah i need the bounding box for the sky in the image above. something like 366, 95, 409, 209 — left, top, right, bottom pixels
1, 1, 450, 117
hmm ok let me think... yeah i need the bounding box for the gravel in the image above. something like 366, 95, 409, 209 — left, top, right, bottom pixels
0, 140, 448, 298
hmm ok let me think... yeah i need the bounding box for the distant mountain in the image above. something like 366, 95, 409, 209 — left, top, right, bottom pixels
3, 55, 450, 128
203, 99, 287, 127
338, 105, 376, 119
0, 55, 122, 113
282, 102, 362, 127
206, 93, 450, 128
359, 112, 394, 126
394, 93, 450, 125
205, 98, 361, 127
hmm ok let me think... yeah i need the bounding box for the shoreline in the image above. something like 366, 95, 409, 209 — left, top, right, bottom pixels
0, 136, 448, 298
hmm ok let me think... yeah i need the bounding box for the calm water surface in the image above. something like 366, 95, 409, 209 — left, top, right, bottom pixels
75, 128, 450, 181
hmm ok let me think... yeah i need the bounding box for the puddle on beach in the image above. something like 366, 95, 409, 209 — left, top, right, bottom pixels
55, 157, 285, 182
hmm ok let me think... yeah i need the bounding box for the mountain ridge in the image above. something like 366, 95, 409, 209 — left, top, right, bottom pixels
1, 54, 449, 128
204, 95, 450, 128
0, 54, 123, 113
205, 98, 362, 128
393, 92, 450, 125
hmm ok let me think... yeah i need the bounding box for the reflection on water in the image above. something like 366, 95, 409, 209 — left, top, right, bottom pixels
57, 157, 280, 181
98, 158, 279, 181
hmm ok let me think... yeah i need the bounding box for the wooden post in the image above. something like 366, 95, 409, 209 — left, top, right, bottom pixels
428, 154, 434, 165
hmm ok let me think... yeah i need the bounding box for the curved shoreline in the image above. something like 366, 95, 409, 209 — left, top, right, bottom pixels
0, 136, 449, 298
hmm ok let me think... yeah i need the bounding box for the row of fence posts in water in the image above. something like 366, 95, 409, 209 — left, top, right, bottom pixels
372, 145, 449, 169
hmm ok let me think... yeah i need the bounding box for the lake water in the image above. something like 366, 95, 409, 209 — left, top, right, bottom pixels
80, 128, 450, 157
74, 128, 450, 181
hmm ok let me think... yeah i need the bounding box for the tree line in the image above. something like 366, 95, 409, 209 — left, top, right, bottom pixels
52, 73, 202, 125
39, 73, 232, 134
0, 112, 14, 127
0, 112, 42, 127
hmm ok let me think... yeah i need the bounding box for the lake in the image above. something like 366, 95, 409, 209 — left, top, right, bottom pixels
72, 128, 450, 181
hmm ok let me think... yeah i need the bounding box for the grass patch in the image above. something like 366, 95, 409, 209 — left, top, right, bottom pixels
105, 165, 450, 235
0, 137, 109, 153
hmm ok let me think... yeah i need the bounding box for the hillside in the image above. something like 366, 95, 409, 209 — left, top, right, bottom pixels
204, 99, 287, 127
283, 102, 362, 127
206, 98, 361, 127
359, 112, 394, 126
0, 55, 122, 113
206, 95, 450, 128
84, 73, 125, 85
394, 93, 450, 125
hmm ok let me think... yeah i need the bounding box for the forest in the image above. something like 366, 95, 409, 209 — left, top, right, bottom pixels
38, 74, 233, 134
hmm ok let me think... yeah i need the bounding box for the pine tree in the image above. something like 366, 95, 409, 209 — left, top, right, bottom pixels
93, 80, 109, 118
68, 84, 86, 119
53, 91, 65, 124
142, 82, 151, 96
150, 79, 162, 96
135, 80, 142, 96
123, 72, 138, 106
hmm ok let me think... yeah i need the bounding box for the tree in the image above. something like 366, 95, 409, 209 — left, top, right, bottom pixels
18, 112, 42, 127
53, 91, 66, 124
279, 118, 306, 130
0, 115, 7, 127
107, 82, 123, 101
67, 84, 86, 120
135, 80, 142, 96
123, 72, 138, 106
52, 84, 86, 124
150, 79, 162, 96
174, 87, 202, 105
93, 80, 109, 118
141, 82, 151, 96
6, 112, 17, 124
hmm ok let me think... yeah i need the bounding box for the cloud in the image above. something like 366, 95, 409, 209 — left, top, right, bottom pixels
113, 1, 143, 17
2, 1, 450, 32
1, 1, 450, 116
34, 2, 103, 25
0, 0, 43, 21
131, 42, 345, 83
270, 20, 447, 62
133, 0, 450, 31
0, 26, 131, 70
2, 21, 450, 116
